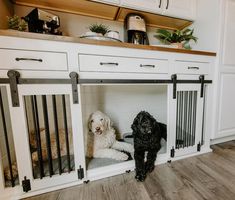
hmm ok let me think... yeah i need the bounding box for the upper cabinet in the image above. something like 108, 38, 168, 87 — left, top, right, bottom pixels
162, 0, 196, 20
120, 0, 162, 14
120, 0, 196, 20
91, 0, 120, 5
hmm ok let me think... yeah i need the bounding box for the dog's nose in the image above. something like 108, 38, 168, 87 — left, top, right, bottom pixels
96, 127, 100, 131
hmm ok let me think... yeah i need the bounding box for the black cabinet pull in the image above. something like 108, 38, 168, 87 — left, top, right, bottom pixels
15, 58, 43, 62
188, 66, 199, 70
159, 0, 162, 8
166, 0, 169, 9
100, 62, 119, 66
140, 64, 155, 68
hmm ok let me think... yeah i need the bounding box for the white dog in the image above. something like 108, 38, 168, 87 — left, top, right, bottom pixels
86, 111, 134, 161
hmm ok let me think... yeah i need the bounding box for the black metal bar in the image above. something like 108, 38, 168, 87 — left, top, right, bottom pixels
192, 91, 197, 146
183, 91, 188, 148
188, 92, 192, 147
0, 78, 10, 84
201, 87, 206, 145
52, 95, 62, 175
179, 91, 183, 148
171, 74, 177, 99
0, 88, 15, 187
175, 91, 179, 149
199, 75, 205, 98
62, 95, 71, 172
19, 79, 71, 84
31, 96, 44, 178
41, 95, 54, 176
7, 70, 20, 107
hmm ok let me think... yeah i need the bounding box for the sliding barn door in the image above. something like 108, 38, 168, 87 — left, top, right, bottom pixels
170, 84, 204, 158
6, 84, 86, 192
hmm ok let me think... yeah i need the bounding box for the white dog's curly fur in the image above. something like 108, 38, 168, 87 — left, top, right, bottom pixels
86, 111, 134, 161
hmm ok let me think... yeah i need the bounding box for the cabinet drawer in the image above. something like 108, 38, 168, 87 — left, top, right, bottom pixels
175, 61, 210, 75
0, 49, 68, 71
79, 54, 169, 74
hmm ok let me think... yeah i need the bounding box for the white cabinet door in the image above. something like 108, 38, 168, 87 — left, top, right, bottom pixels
213, 0, 235, 139
121, 0, 162, 14
169, 84, 204, 158
7, 84, 86, 192
91, 0, 120, 5
162, 0, 196, 20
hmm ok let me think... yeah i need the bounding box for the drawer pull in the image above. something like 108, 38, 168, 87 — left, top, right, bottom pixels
188, 66, 199, 70
15, 58, 43, 62
100, 62, 118, 66
140, 64, 155, 68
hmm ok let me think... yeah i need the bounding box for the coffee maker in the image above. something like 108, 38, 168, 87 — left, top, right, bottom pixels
24, 8, 62, 35
124, 14, 149, 45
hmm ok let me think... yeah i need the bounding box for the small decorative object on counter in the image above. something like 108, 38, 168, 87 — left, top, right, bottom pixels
88, 23, 109, 36
154, 28, 198, 49
105, 30, 120, 40
7, 15, 27, 31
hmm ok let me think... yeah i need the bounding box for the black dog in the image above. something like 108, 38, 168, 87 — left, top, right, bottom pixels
131, 111, 167, 181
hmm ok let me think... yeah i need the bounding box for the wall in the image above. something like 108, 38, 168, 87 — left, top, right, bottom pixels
0, 0, 14, 29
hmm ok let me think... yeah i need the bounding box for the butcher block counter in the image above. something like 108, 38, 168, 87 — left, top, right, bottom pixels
0, 30, 216, 57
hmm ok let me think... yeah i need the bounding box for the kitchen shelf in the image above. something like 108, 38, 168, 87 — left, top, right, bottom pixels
11, 0, 193, 30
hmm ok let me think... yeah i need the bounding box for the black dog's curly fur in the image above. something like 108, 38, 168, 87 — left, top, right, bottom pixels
131, 111, 167, 181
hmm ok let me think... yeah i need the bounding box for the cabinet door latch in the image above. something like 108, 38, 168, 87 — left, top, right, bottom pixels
171, 74, 177, 99
170, 147, 175, 158
7, 70, 20, 107
77, 165, 84, 180
69, 72, 79, 104
199, 75, 205, 98
22, 176, 31, 192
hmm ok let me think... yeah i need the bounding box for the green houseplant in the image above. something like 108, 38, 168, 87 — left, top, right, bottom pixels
7, 15, 27, 31
88, 23, 109, 36
154, 28, 198, 49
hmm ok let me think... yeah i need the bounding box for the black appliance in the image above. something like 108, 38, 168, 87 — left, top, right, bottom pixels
124, 14, 149, 45
24, 8, 61, 35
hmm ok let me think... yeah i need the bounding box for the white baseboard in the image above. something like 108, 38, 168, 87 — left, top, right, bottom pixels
210, 135, 235, 145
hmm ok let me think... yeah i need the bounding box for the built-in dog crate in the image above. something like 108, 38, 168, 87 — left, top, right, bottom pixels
0, 70, 211, 198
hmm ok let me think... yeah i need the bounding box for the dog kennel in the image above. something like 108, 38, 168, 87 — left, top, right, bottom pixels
0, 70, 211, 198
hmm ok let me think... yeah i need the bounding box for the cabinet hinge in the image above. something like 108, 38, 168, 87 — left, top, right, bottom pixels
171, 74, 177, 99
170, 147, 175, 158
77, 165, 84, 180
69, 72, 79, 104
199, 75, 205, 98
7, 70, 20, 107
22, 176, 31, 192
197, 142, 201, 152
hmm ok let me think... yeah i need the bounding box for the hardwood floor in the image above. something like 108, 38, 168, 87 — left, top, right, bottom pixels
25, 141, 235, 200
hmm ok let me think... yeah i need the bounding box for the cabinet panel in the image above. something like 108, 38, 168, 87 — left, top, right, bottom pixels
162, 0, 196, 20
79, 54, 169, 74
218, 74, 235, 132
222, 0, 235, 66
121, 0, 162, 13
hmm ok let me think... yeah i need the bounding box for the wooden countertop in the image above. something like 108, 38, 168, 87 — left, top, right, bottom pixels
0, 30, 216, 57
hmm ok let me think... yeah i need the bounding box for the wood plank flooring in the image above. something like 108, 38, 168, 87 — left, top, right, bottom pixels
24, 141, 235, 200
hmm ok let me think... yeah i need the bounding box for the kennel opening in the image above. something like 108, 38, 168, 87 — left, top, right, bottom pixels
81, 84, 168, 170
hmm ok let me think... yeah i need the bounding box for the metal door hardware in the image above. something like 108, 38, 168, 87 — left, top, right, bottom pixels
7, 70, 20, 107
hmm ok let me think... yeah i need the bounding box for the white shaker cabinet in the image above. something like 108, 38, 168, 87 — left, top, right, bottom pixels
91, 0, 120, 5
120, 0, 196, 20
213, 0, 235, 139
162, 0, 196, 20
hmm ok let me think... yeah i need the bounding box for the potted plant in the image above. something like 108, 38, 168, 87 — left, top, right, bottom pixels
7, 15, 27, 31
86, 23, 109, 36
154, 28, 198, 49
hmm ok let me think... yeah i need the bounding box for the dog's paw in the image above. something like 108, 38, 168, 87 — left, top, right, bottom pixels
115, 152, 129, 161
135, 173, 146, 182
145, 164, 155, 173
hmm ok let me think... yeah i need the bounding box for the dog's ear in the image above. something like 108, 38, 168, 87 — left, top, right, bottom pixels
159, 122, 167, 141
131, 116, 139, 133
104, 115, 112, 130
88, 114, 93, 132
